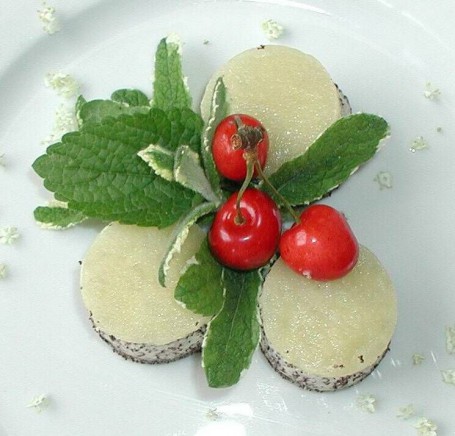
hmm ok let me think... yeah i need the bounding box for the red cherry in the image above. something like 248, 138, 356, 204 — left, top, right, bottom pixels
279, 204, 359, 281
208, 188, 281, 270
212, 114, 268, 182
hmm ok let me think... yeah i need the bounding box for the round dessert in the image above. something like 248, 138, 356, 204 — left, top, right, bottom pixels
200, 45, 346, 175
259, 245, 397, 391
80, 222, 208, 363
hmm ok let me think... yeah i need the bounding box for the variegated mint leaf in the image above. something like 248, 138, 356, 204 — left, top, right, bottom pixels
138, 144, 175, 182
158, 202, 217, 287
201, 77, 227, 199
174, 145, 221, 204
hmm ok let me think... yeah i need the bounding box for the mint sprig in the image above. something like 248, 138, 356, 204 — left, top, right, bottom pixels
33, 108, 203, 228
265, 114, 389, 206
202, 268, 262, 388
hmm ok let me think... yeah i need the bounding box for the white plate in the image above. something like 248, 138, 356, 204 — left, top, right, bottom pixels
1, 1, 455, 435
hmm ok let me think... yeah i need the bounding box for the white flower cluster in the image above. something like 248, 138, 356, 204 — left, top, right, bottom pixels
412, 353, 425, 365
374, 171, 393, 190
26, 395, 50, 413
0, 227, 20, 245
414, 417, 437, 436
261, 19, 284, 41
396, 403, 415, 420
356, 393, 376, 413
42, 70, 80, 146
37, 2, 60, 35
441, 369, 455, 385
410, 136, 429, 153
45, 72, 80, 99
423, 82, 441, 100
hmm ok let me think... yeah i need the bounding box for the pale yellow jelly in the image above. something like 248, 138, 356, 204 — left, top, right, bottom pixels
260, 246, 397, 377
201, 45, 342, 175
80, 223, 207, 344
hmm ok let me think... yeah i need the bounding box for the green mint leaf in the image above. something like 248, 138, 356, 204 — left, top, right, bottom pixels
202, 268, 262, 388
152, 36, 192, 111
77, 99, 150, 126
34, 205, 87, 229
200, 77, 226, 199
158, 202, 217, 287
111, 89, 150, 107
138, 144, 175, 182
174, 145, 221, 204
174, 238, 224, 317
33, 108, 203, 228
266, 114, 389, 206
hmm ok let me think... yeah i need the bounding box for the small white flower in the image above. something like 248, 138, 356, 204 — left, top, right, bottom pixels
37, 2, 60, 35
441, 369, 455, 385
374, 171, 393, 190
412, 353, 425, 365
206, 408, 220, 420
396, 404, 415, 420
446, 325, 455, 354
261, 19, 284, 40
414, 417, 437, 436
0, 227, 20, 245
423, 82, 441, 100
0, 264, 7, 279
410, 136, 429, 153
356, 394, 376, 413
42, 104, 78, 146
45, 72, 79, 99
54, 104, 78, 132
26, 395, 50, 413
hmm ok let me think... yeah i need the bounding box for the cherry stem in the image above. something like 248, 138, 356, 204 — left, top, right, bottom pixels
231, 115, 300, 225
254, 161, 301, 224
235, 157, 255, 225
